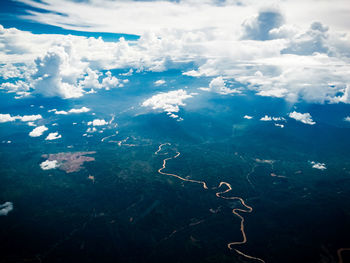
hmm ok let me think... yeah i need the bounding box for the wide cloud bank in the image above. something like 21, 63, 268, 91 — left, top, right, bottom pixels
0, 1, 350, 104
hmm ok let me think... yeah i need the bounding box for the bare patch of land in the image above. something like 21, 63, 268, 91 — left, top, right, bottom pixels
42, 151, 96, 173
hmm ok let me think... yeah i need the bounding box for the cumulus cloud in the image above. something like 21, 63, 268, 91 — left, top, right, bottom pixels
50, 106, 91, 115
14, 0, 350, 35
0, 202, 13, 216
69, 107, 91, 114
78, 68, 102, 91
27, 122, 36, 126
32, 46, 86, 98
102, 71, 122, 89
331, 85, 350, 104
243, 115, 253, 119
142, 89, 195, 118
0, 80, 31, 98
199, 76, 241, 95
18, 114, 42, 122
29, 125, 48, 137
0, 27, 132, 98
54, 110, 69, 115
0, 1, 350, 105
256, 88, 288, 98
45, 132, 62, 140
241, 9, 285, 41
88, 119, 108, 126
281, 22, 329, 55
0, 113, 42, 123
289, 111, 315, 125
310, 161, 326, 170
40, 160, 59, 170
260, 115, 272, 121
345, 116, 350, 122
0, 114, 17, 123
260, 115, 285, 122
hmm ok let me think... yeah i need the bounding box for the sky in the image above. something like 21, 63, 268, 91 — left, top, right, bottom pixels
0, 0, 350, 106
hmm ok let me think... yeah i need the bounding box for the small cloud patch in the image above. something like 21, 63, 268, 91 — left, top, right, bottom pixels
0, 202, 13, 216
260, 115, 272, 121
45, 132, 62, 141
29, 125, 48, 137
310, 161, 326, 170
289, 111, 315, 125
154, 80, 166, 86
50, 107, 91, 115
0, 113, 42, 123
142, 89, 195, 120
40, 160, 59, 170
88, 119, 108, 126
274, 123, 284, 128
260, 115, 285, 121
200, 76, 241, 95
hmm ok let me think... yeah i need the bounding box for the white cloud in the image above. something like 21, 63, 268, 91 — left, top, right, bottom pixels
32, 46, 86, 98
45, 132, 62, 140
275, 123, 284, 128
256, 88, 288, 98
102, 71, 121, 90
0, 28, 131, 98
18, 114, 42, 122
51, 106, 91, 115
40, 160, 59, 170
0, 114, 17, 123
200, 76, 241, 95
260, 115, 272, 121
310, 161, 326, 170
0, 202, 13, 216
54, 110, 68, 115
14, 0, 350, 34
0, 63, 23, 79
260, 115, 285, 121
243, 115, 253, 119
0, 80, 31, 98
142, 89, 194, 118
154, 79, 166, 86
331, 85, 350, 104
281, 22, 329, 55
241, 9, 284, 41
345, 116, 350, 122
0, 113, 42, 123
0, 1, 350, 105
273, 117, 285, 121
68, 107, 91, 114
86, 127, 97, 133
78, 68, 102, 90
88, 119, 108, 126
120, 69, 133, 76
29, 125, 48, 137
289, 111, 316, 125
27, 122, 36, 126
